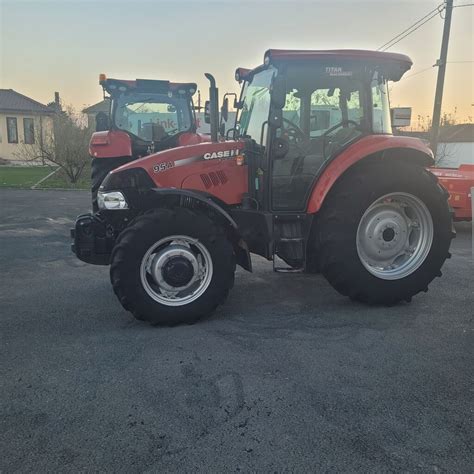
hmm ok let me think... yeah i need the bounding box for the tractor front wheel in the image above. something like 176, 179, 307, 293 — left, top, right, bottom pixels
317, 161, 453, 305
110, 208, 235, 325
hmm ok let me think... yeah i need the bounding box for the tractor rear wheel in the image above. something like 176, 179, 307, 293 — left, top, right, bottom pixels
91, 158, 131, 212
317, 160, 453, 305
110, 208, 235, 325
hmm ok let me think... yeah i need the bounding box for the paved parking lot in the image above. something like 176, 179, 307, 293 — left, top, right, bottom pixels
1, 189, 472, 472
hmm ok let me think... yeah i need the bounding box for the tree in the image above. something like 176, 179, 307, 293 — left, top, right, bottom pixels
15, 105, 92, 184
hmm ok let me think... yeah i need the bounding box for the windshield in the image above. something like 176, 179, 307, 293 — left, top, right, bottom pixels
114, 92, 193, 141
238, 68, 275, 142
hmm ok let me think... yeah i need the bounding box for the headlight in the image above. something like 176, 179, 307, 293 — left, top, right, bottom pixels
97, 191, 128, 210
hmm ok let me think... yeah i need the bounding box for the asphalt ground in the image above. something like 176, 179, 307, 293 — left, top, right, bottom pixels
1, 189, 473, 472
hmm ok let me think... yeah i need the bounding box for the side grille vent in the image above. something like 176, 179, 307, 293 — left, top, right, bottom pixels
200, 174, 212, 189
200, 170, 228, 188
209, 172, 220, 186
216, 170, 228, 184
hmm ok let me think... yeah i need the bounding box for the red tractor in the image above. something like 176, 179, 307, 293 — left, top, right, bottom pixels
89, 75, 209, 210
72, 49, 454, 326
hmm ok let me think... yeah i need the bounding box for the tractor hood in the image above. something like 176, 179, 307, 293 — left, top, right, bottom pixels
102, 140, 248, 206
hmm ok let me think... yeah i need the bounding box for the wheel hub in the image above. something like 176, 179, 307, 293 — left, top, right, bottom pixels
356, 193, 433, 280
140, 236, 214, 307
150, 244, 199, 293
359, 207, 409, 264
162, 256, 194, 287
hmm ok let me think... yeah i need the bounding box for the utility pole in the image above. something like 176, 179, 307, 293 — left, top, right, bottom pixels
430, 0, 454, 156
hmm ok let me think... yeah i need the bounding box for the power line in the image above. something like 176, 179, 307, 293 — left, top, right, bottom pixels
404, 66, 435, 79
393, 60, 473, 84
378, 3, 445, 51
453, 3, 474, 8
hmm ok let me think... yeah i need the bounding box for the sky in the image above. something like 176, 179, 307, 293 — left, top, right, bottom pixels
1, 0, 473, 127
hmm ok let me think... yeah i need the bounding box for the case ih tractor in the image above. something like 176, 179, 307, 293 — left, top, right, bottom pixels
90, 75, 209, 210
72, 49, 454, 326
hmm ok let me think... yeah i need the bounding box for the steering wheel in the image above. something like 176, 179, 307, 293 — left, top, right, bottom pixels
282, 117, 306, 144
322, 120, 360, 138
322, 120, 360, 157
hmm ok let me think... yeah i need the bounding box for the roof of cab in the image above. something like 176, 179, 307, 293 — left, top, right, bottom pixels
237, 49, 413, 82
265, 49, 412, 66
100, 78, 198, 95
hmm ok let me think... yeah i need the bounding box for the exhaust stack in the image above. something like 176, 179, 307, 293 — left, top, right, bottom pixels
205, 73, 219, 142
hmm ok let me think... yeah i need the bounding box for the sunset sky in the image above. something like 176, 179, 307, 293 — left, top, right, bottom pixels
1, 0, 473, 127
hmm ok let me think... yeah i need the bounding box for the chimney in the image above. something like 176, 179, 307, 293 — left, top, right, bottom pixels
54, 92, 60, 109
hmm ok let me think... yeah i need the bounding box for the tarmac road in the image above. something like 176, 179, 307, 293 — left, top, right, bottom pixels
1, 189, 473, 472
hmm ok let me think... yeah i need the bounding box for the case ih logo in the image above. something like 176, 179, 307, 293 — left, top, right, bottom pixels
203, 149, 240, 160
325, 67, 352, 77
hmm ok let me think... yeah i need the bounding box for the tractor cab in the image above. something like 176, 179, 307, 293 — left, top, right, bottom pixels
95, 76, 202, 156
89, 76, 209, 211
233, 49, 413, 211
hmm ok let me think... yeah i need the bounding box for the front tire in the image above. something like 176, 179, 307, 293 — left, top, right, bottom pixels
110, 208, 235, 325
317, 160, 453, 305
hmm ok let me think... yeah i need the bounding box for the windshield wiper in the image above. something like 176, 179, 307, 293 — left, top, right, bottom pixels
121, 98, 155, 114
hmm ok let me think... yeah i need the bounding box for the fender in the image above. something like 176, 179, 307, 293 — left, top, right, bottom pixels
89, 130, 132, 158
148, 188, 252, 272
306, 135, 434, 213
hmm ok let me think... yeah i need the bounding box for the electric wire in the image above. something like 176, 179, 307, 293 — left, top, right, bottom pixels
377, 3, 445, 51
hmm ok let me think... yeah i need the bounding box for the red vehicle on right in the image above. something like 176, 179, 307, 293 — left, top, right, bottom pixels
430, 124, 474, 221
431, 165, 473, 221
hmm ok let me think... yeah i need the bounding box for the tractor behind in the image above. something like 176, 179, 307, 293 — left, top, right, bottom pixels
72, 49, 454, 326
89, 75, 209, 210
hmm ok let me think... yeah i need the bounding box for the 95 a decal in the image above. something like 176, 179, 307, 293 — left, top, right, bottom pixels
153, 161, 174, 173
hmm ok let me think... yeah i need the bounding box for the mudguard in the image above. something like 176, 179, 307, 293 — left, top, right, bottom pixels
307, 135, 434, 213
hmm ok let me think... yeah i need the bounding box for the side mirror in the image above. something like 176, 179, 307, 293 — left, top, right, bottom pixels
391, 107, 411, 128
95, 112, 109, 132
270, 75, 286, 109
204, 100, 211, 124
221, 97, 229, 123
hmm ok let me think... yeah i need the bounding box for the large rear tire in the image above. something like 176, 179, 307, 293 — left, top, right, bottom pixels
110, 208, 235, 325
91, 157, 131, 212
317, 160, 453, 305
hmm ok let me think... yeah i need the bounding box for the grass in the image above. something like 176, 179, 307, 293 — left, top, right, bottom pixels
0, 165, 90, 189
0, 166, 53, 188
39, 166, 90, 190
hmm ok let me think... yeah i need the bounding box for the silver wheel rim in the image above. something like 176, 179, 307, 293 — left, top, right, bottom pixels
356, 192, 433, 280
140, 235, 213, 306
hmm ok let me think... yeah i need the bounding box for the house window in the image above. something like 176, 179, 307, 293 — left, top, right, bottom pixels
23, 118, 35, 144
6, 117, 18, 143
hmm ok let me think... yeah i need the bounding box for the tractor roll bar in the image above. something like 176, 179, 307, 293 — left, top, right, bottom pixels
205, 73, 219, 143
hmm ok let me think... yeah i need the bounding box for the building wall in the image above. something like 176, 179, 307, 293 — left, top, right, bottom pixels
436, 142, 474, 168
0, 113, 53, 162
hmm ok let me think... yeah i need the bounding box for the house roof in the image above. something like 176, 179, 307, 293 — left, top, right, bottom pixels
83, 100, 110, 114
0, 89, 54, 115
438, 123, 474, 143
